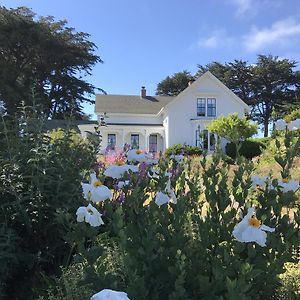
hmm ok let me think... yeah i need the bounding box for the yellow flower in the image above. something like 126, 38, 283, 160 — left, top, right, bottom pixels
93, 180, 103, 187
248, 216, 261, 228
233, 207, 275, 247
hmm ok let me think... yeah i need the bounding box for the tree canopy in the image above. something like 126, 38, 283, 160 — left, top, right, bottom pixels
208, 113, 257, 145
156, 70, 194, 96
0, 6, 102, 119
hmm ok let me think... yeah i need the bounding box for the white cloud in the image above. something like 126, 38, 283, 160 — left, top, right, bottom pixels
232, 0, 253, 16
229, 0, 283, 18
243, 18, 300, 52
197, 30, 234, 49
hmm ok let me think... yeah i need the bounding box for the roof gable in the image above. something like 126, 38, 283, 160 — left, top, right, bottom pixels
164, 71, 250, 111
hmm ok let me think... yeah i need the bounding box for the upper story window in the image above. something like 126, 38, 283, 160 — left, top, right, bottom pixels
107, 134, 116, 150
197, 97, 216, 117
131, 134, 139, 149
197, 98, 206, 116
207, 98, 216, 117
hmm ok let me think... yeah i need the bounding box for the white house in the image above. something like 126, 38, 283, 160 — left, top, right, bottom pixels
79, 71, 250, 153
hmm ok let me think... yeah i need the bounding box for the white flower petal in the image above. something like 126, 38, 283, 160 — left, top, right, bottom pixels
127, 149, 150, 163
260, 224, 275, 232
90, 185, 112, 202
104, 165, 124, 179
242, 227, 267, 247
278, 180, 300, 192
275, 119, 287, 130
76, 207, 87, 222
81, 183, 91, 200
90, 172, 98, 184
91, 289, 130, 300
155, 192, 170, 206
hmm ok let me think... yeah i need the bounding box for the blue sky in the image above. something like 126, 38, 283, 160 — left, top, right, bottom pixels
2, 0, 300, 118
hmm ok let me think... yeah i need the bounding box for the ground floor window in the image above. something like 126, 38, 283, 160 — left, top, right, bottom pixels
131, 134, 139, 149
107, 134, 116, 150
195, 128, 216, 151
149, 134, 157, 152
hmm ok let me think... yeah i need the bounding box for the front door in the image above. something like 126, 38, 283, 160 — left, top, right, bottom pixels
149, 134, 157, 153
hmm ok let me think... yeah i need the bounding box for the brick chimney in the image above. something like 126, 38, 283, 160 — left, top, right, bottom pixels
140, 86, 146, 97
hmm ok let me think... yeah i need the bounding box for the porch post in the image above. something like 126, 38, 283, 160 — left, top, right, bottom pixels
144, 129, 148, 151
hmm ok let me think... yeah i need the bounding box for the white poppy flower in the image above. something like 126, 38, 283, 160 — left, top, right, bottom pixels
251, 176, 270, 188
278, 179, 300, 192
76, 204, 104, 227
288, 119, 300, 131
170, 154, 184, 162
233, 207, 275, 247
104, 164, 126, 179
82, 173, 112, 203
104, 163, 138, 179
275, 119, 287, 130
91, 289, 130, 300
127, 149, 150, 163
123, 164, 139, 174
155, 179, 177, 206
146, 158, 159, 165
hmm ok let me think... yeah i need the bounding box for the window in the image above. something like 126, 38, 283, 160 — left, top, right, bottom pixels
107, 134, 116, 150
207, 98, 216, 117
197, 98, 206, 116
149, 134, 157, 153
131, 134, 139, 149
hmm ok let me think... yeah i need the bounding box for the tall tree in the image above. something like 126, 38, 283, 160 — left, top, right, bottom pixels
197, 60, 254, 105
156, 70, 194, 96
251, 55, 297, 136
0, 6, 102, 118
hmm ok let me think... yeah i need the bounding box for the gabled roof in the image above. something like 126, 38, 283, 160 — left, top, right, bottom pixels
95, 94, 175, 115
165, 71, 249, 111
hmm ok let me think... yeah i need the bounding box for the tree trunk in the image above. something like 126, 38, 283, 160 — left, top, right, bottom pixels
263, 120, 269, 137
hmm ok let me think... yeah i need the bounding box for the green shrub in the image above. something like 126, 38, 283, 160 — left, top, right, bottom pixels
37, 264, 93, 300
165, 144, 202, 157
276, 261, 300, 299
0, 113, 96, 299
226, 139, 265, 159
71, 133, 299, 299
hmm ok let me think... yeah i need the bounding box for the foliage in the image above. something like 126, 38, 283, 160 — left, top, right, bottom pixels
226, 140, 265, 159
164, 143, 202, 157
276, 261, 300, 299
0, 108, 96, 299
208, 113, 257, 158
156, 71, 194, 96
67, 133, 299, 300
37, 264, 93, 300
2, 110, 300, 299
284, 108, 300, 122
0, 6, 102, 118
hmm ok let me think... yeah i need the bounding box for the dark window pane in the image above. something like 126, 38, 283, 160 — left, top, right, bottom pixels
131, 134, 139, 149
207, 98, 216, 117
107, 134, 116, 150
197, 98, 206, 116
